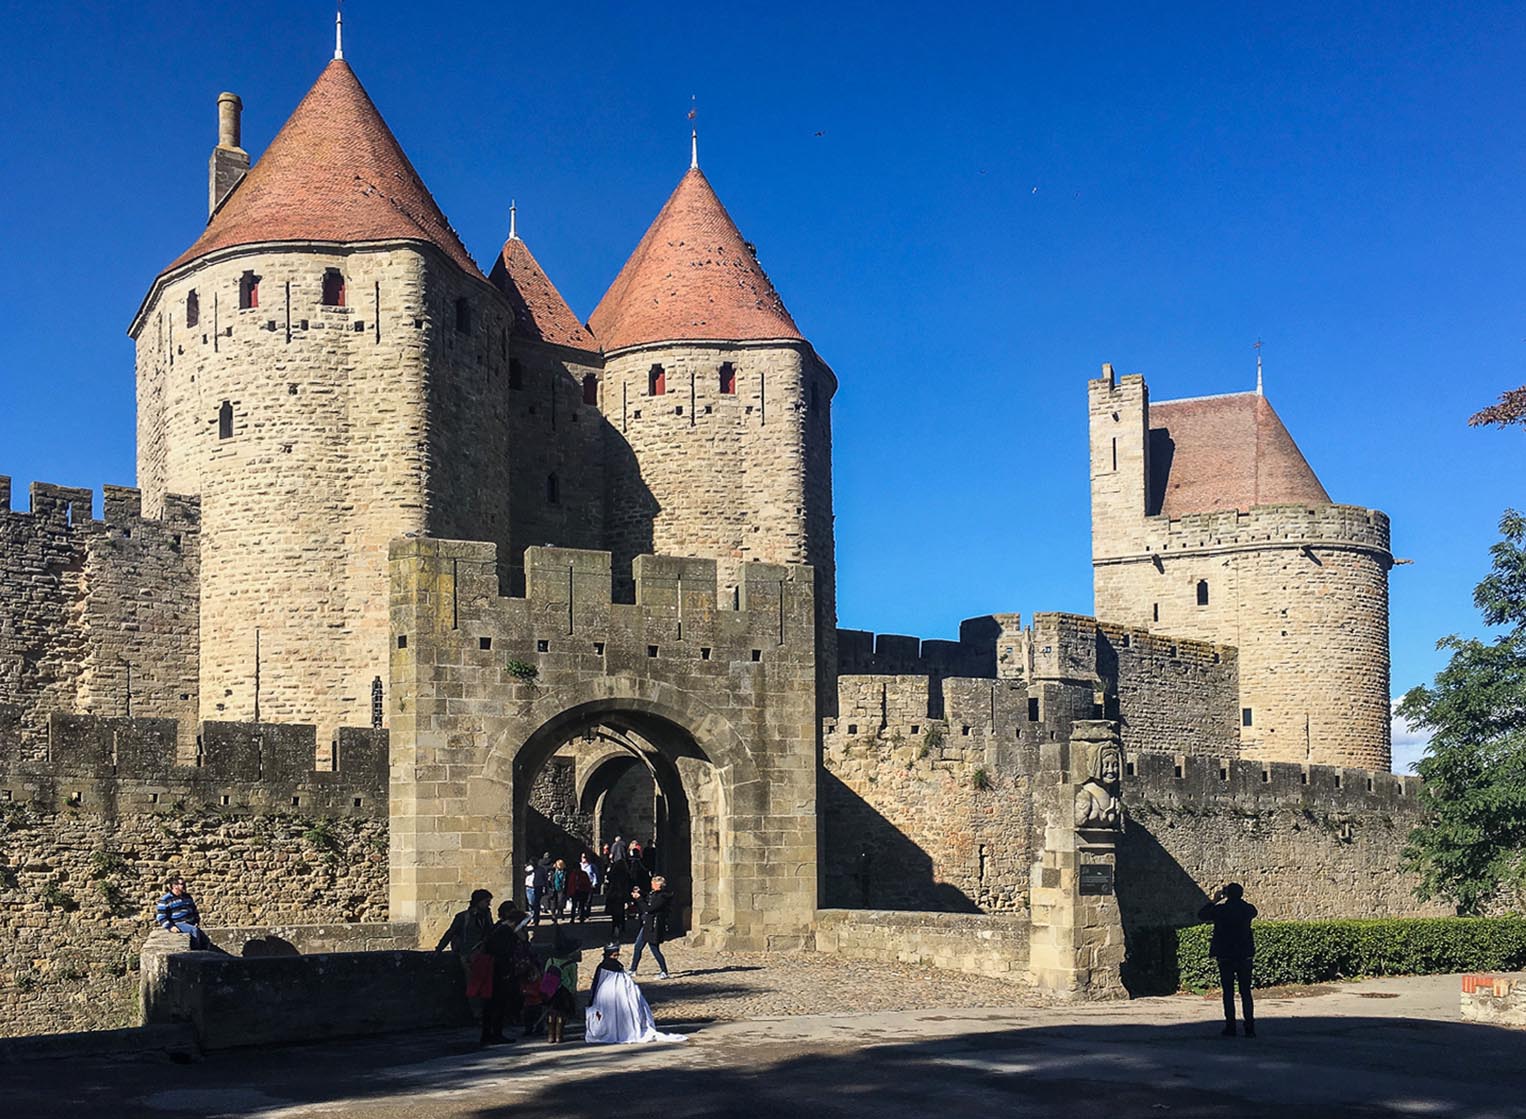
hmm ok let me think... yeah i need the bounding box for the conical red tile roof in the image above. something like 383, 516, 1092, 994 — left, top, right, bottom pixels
1148, 393, 1330, 517
163, 60, 481, 279
489, 236, 598, 351
589, 168, 802, 352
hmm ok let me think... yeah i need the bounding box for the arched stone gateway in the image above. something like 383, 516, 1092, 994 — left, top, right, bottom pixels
388, 537, 819, 950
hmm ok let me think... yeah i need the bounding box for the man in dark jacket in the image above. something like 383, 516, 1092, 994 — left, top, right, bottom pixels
530, 854, 551, 926
630, 875, 672, 979
479, 904, 532, 1046
605, 857, 632, 940
435, 888, 494, 1021
1198, 883, 1257, 1036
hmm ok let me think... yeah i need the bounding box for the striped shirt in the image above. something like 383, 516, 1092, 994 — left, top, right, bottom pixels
156, 891, 200, 929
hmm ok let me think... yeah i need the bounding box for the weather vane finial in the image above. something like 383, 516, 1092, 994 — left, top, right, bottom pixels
334, 1, 344, 60
1254, 338, 1264, 396
689, 95, 698, 169
509, 199, 518, 241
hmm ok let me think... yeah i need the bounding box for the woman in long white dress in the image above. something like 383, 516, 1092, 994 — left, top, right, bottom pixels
584, 944, 685, 1044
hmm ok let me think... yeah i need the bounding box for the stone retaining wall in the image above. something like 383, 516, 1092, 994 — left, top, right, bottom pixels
814, 908, 1030, 983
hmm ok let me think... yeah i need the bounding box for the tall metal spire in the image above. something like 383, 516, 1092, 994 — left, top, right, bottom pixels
1254, 338, 1264, 396
508, 199, 518, 241
688, 95, 698, 169
334, 2, 344, 60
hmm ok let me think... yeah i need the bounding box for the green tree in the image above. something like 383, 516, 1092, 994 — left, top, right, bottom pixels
1400, 510, 1526, 913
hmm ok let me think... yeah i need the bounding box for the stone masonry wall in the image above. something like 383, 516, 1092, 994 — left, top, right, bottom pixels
821, 675, 1042, 913
1117, 751, 1443, 928
133, 242, 512, 744
600, 340, 837, 696
389, 539, 819, 951
0, 481, 200, 758
1089, 370, 1393, 771
1093, 505, 1392, 769
0, 714, 388, 1038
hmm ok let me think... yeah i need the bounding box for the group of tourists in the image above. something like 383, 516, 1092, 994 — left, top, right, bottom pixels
435, 882, 680, 1046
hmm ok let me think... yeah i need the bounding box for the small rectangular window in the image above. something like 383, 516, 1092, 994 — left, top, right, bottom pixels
1027, 698, 1040, 722
1242, 708, 1253, 727
699, 647, 712, 660
1196, 579, 1209, 606
239, 271, 260, 309
536, 639, 550, 653
647, 645, 659, 658
583, 374, 598, 405
217, 400, 233, 440
1152, 603, 1159, 623
397, 635, 408, 649
751, 649, 762, 662
321, 269, 345, 307
649, 364, 666, 396
719, 362, 736, 395
479, 637, 492, 650
185, 290, 200, 327
593, 642, 605, 656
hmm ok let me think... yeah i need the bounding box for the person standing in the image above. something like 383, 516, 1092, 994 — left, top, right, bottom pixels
523, 863, 539, 924
629, 875, 672, 979
155, 875, 213, 950
609, 835, 627, 864
479, 904, 532, 1046
549, 859, 569, 924
1198, 883, 1257, 1037
605, 857, 632, 940
531, 853, 552, 925
569, 858, 593, 924
435, 888, 495, 1023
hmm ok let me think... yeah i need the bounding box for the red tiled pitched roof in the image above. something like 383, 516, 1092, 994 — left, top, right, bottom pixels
163, 60, 481, 279
488, 236, 598, 351
1148, 393, 1330, 517
589, 168, 802, 352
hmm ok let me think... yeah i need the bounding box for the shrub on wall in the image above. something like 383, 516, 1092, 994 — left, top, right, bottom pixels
1153, 917, 1526, 991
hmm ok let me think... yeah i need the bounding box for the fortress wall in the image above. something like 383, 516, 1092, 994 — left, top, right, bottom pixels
1118, 752, 1442, 928
0, 482, 200, 758
836, 613, 1025, 681
0, 713, 388, 1038
821, 674, 1045, 914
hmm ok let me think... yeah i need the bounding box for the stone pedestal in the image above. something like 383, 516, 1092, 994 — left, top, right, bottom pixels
1027, 719, 1128, 999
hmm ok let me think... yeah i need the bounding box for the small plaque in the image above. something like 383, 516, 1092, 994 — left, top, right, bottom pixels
1079, 863, 1114, 896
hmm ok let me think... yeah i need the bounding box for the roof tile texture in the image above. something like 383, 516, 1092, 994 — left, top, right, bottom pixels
488, 236, 598, 351
165, 60, 481, 279
1148, 393, 1330, 517
589, 168, 802, 352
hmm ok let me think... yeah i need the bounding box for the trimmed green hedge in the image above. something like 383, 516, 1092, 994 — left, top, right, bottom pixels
1133, 917, 1526, 992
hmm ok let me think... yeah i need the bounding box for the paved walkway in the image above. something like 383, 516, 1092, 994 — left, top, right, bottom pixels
10, 970, 1526, 1118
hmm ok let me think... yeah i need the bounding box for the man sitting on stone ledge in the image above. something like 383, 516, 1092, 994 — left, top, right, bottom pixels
155, 874, 213, 951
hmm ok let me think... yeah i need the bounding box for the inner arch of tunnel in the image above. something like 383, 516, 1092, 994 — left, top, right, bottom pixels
511, 706, 722, 933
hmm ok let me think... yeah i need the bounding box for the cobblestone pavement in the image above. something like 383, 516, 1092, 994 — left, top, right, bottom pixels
607, 945, 1032, 1022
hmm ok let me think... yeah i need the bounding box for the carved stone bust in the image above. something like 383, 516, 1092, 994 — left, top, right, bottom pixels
1074, 737, 1124, 830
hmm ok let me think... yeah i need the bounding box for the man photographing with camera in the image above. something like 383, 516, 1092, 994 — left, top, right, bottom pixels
1198, 883, 1257, 1037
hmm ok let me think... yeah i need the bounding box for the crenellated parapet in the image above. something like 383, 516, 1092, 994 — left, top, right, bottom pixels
0, 709, 385, 816
0, 480, 201, 754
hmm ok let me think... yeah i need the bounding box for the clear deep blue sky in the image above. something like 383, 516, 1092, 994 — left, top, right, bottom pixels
1, 3, 1522, 769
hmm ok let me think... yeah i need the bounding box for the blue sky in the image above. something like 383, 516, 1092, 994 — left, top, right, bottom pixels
1, 2, 1521, 772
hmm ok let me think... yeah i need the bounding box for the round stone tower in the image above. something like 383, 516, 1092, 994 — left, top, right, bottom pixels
128, 58, 512, 742
1089, 366, 1393, 770
588, 163, 838, 687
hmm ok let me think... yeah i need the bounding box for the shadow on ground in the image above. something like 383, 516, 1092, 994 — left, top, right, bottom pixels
11, 1009, 1526, 1119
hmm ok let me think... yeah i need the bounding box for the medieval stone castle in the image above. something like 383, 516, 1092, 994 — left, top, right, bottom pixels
0, 45, 1420, 1031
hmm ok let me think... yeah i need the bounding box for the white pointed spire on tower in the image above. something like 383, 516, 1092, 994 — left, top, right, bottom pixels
334, 2, 344, 60
1255, 338, 1264, 396
508, 199, 518, 241
689, 95, 698, 169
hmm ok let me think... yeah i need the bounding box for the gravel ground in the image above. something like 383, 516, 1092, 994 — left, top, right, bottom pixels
578, 944, 1034, 1022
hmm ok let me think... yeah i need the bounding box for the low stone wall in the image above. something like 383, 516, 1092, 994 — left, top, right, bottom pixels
206, 921, 417, 956
1461, 974, 1526, 1028
142, 941, 468, 1049
814, 909, 1030, 983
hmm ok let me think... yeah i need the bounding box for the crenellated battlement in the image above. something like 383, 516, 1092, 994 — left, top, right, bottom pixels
0, 478, 199, 529
393, 539, 816, 675
0, 710, 385, 815
837, 614, 1024, 680
1134, 502, 1391, 558
1128, 749, 1419, 807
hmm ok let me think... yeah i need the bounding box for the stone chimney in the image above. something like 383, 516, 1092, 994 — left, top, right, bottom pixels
208, 92, 249, 217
